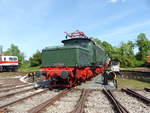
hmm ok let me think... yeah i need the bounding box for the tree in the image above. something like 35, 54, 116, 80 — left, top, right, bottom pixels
4, 44, 25, 66
117, 41, 136, 67
119, 41, 135, 57
92, 38, 103, 46
29, 50, 42, 67
136, 33, 150, 61
101, 41, 115, 58
92, 38, 136, 67
92, 38, 117, 59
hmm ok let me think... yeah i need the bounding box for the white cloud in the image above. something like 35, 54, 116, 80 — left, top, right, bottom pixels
110, 0, 118, 3
100, 20, 150, 38
108, 0, 126, 3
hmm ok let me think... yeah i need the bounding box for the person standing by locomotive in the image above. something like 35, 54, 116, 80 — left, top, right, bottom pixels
102, 70, 118, 88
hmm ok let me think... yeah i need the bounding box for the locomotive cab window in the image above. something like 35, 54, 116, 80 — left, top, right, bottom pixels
13, 58, 17, 61
9, 57, 13, 61
9, 57, 17, 61
62, 39, 91, 48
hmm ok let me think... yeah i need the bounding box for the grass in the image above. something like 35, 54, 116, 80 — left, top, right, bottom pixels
121, 67, 150, 70
19, 66, 41, 71
121, 68, 135, 70
117, 77, 150, 89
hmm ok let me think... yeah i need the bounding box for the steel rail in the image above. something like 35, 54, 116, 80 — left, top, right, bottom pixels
0, 87, 35, 99
0, 88, 49, 109
0, 80, 21, 83
0, 83, 27, 88
103, 89, 122, 113
70, 89, 90, 113
2, 82, 25, 85
108, 90, 130, 113
144, 88, 150, 92
0, 84, 32, 93
0, 108, 7, 113
122, 88, 150, 104
0, 78, 19, 81
103, 89, 130, 113
0, 80, 23, 84
28, 88, 72, 113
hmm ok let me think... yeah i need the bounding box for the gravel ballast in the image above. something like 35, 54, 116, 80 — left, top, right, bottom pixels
85, 91, 114, 113
113, 91, 150, 113
44, 90, 82, 113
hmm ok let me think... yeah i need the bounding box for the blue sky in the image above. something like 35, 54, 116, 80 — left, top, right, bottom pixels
0, 0, 150, 58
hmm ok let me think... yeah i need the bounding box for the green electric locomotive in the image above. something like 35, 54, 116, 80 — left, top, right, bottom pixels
42, 30, 110, 87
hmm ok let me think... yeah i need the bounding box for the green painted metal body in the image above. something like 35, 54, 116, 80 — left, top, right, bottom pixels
42, 38, 108, 67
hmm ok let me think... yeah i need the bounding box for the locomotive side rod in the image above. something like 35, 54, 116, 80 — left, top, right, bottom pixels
103, 89, 130, 113
122, 88, 150, 104
28, 88, 72, 113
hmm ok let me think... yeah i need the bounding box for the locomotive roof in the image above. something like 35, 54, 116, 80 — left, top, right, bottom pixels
61, 38, 96, 44
62, 38, 105, 51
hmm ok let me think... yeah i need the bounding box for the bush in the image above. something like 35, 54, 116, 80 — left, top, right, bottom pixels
29, 50, 42, 67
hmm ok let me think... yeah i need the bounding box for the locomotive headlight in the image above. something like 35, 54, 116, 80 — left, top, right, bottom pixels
60, 71, 70, 79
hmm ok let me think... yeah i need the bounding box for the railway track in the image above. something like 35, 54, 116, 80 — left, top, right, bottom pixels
144, 88, 150, 92
0, 77, 27, 89
1, 88, 149, 113
0, 84, 32, 93
0, 77, 150, 113
113, 89, 150, 113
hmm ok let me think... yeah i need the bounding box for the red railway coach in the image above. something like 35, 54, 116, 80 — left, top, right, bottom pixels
0, 55, 18, 72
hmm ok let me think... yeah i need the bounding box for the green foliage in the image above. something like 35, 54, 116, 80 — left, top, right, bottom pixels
92, 38, 102, 46
4, 44, 25, 66
19, 66, 40, 71
92, 33, 149, 68
136, 33, 150, 61
118, 41, 135, 67
119, 41, 134, 57
29, 50, 42, 67
101, 41, 115, 57
92, 38, 115, 58
21, 60, 30, 68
